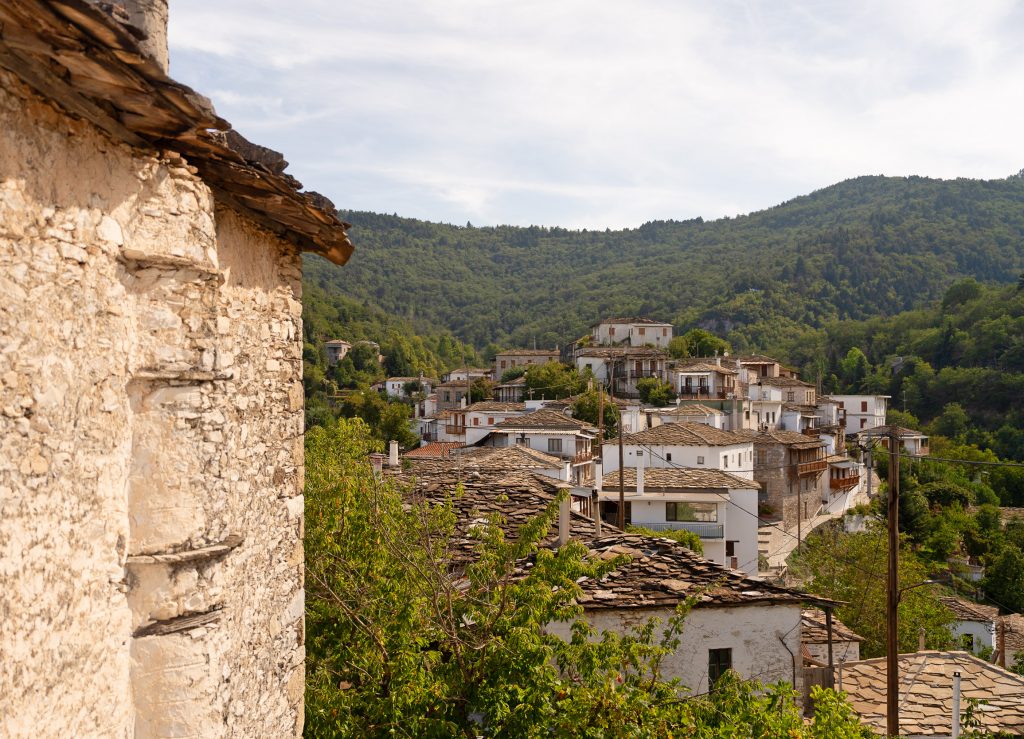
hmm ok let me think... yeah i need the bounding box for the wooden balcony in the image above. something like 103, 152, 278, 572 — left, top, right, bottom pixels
444, 425, 465, 435
797, 459, 828, 476
802, 428, 821, 437
678, 390, 727, 400
830, 474, 860, 490
573, 450, 593, 464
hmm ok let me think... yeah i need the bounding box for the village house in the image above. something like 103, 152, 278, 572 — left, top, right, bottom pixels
649, 403, 728, 430
602, 422, 756, 480
459, 400, 528, 445
839, 651, 1024, 737
1, 2, 353, 735
494, 374, 527, 402
547, 535, 839, 695
1002, 613, 1024, 669
590, 317, 674, 348
434, 380, 471, 411
480, 408, 599, 484
575, 346, 669, 399
737, 429, 828, 527
832, 394, 890, 434
670, 360, 739, 400
443, 366, 492, 383
858, 424, 931, 457
324, 338, 351, 365
494, 348, 561, 378
939, 596, 999, 655
596, 467, 760, 575
382, 374, 432, 399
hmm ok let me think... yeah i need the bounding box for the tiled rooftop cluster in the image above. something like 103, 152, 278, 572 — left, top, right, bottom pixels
623, 421, 748, 447
599, 467, 759, 491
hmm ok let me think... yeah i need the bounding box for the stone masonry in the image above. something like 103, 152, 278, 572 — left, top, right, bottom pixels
0, 6, 344, 731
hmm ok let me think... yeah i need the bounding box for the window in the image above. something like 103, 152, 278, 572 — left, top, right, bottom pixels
756, 450, 767, 466
488, 417, 494, 425
473, 417, 479, 426
960, 634, 975, 651
860, 418, 867, 429
516, 437, 531, 448
723, 455, 728, 468
725, 541, 736, 557
500, 360, 507, 369
666, 453, 672, 462
697, 456, 705, 465
663, 328, 668, 337
708, 648, 732, 685
666, 502, 717, 522
547, 438, 562, 453
861, 401, 868, 412
787, 391, 795, 402
638, 327, 646, 336
609, 326, 616, 336
838, 401, 845, 409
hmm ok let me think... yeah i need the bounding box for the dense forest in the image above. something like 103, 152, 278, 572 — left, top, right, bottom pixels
306, 174, 1024, 351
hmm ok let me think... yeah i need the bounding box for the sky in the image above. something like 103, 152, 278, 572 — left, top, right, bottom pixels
168, 0, 1024, 230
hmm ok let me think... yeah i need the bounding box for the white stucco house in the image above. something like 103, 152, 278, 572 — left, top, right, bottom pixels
940, 596, 999, 655
481, 408, 599, 484
602, 422, 755, 480
596, 466, 760, 575
591, 317, 673, 348
831, 395, 889, 435
547, 535, 838, 695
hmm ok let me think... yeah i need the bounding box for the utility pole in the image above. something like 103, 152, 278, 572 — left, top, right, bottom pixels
999, 617, 1007, 668
886, 427, 901, 739
612, 363, 625, 530
597, 382, 605, 450
794, 478, 802, 554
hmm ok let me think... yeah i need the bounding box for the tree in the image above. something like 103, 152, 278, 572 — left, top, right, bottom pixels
636, 377, 676, 406
671, 328, 730, 359
930, 402, 971, 441
523, 361, 584, 400
791, 524, 954, 657
305, 420, 869, 737
470, 376, 494, 403
570, 390, 619, 438
982, 545, 1024, 613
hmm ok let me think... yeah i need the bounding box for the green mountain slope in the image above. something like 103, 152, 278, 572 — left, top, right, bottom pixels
305, 174, 1024, 351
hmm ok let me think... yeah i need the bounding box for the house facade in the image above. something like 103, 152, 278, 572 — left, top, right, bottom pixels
591, 317, 673, 348
738, 429, 828, 527
494, 349, 560, 379
831, 394, 889, 435
602, 422, 755, 481
2, 2, 352, 735
575, 347, 669, 399
670, 361, 739, 400
325, 339, 351, 365
485, 409, 598, 484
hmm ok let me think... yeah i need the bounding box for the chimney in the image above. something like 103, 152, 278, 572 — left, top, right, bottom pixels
715, 356, 721, 367
369, 453, 385, 476
636, 452, 645, 497
558, 493, 570, 547
952, 671, 961, 739
121, 0, 170, 73
591, 490, 602, 537
388, 440, 399, 467
594, 461, 603, 494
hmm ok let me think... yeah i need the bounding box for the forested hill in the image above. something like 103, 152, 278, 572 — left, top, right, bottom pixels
305, 174, 1024, 352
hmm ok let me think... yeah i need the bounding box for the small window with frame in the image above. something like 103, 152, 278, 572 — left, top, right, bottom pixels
708, 648, 732, 686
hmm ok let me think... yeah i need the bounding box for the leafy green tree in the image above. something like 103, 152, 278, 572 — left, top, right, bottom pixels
470, 376, 494, 403
305, 419, 869, 737
674, 328, 730, 358
523, 361, 583, 400
499, 366, 526, 383
791, 525, 954, 657
982, 545, 1024, 613
626, 525, 703, 555
930, 402, 971, 441
838, 348, 870, 391
636, 377, 676, 406
570, 390, 619, 438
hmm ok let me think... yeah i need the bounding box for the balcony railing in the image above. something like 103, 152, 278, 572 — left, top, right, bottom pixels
572, 450, 593, 464
678, 390, 727, 400
797, 459, 828, 476
830, 474, 860, 490
635, 521, 724, 539
444, 425, 465, 435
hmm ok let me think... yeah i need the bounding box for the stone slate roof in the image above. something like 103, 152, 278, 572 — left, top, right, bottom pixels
736, 428, 825, 450
495, 349, 560, 356
939, 596, 999, 624
463, 401, 527, 413
754, 376, 814, 388
673, 362, 738, 374
599, 467, 759, 491
394, 468, 615, 563
404, 442, 465, 459
455, 445, 564, 469
1002, 613, 1024, 654
577, 347, 668, 359
560, 535, 836, 611
800, 609, 863, 645
0, 0, 353, 264
623, 422, 750, 447
495, 408, 595, 431
592, 317, 672, 326
859, 424, 928, 439
841, 651, 1024, 737
658, 404, 723, 417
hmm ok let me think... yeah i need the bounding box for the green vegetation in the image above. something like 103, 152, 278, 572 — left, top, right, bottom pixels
307, 175, 1024, 352
304, 419, 868, 737
625, 525, 703, 555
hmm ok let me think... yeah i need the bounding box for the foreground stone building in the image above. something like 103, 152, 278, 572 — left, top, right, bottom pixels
1, 2, 351, 736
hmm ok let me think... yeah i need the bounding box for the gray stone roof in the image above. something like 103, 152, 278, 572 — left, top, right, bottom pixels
800, 608, 863, 645
623, 422, 750, 447
939, 596, 999, 623
658, 404, 723, 417
495, 408, 595, 431
736, 428, 826, 449
560, 535, 836, 611
592, 317, 672, 326
463, 401, 527, 413
673, 362, 738, 374
600, 467, 759, 491
841, 651, 1024, 737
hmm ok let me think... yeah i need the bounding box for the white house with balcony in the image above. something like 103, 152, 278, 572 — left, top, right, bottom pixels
575, 347, 669, 399
590, 317, 673, 348
857, 424, 930, 457
597, 466, 760, 575
831, 394, 889, 435
602, 422, 755, 480
670, 361, 739, 400
480, 408, 598, 484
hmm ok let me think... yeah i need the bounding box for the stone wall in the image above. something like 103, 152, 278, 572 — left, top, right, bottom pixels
1, 70, 304, 737
754, 443, 825, 530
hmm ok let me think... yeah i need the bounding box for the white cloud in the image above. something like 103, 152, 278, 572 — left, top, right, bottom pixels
168, 0, 1024, 229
